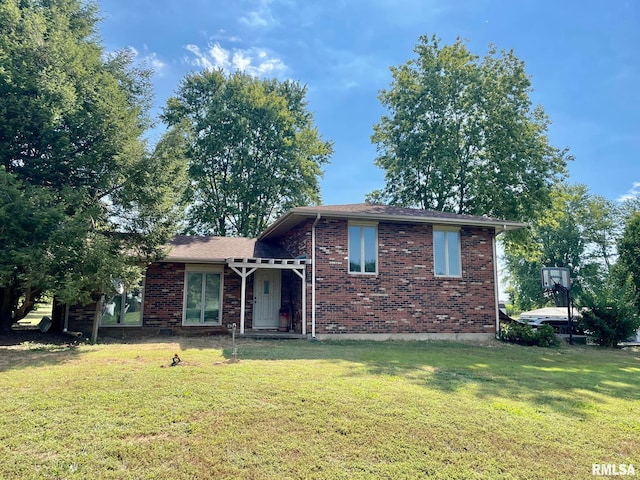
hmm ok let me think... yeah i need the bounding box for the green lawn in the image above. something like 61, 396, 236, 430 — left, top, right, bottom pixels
16, 300, 54, 327
0, 337, 638, 479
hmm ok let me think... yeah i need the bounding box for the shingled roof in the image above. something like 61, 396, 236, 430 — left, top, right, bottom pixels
163, 204, 525, 262
163, 236, 293, 263
259, 203, 526, 240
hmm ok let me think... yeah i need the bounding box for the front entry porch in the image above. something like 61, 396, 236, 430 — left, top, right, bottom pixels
241, 330, 307, 340
227, 257, 310, 335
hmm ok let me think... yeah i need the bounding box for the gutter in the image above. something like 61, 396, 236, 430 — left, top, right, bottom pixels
311, 213, 526, 231
311, 213, 321, 338
64, 303, 69, 332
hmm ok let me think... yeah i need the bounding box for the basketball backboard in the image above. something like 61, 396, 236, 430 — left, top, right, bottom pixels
541, 267, 571, 290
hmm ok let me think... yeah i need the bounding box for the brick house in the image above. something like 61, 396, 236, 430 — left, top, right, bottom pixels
62, 204, 524, 340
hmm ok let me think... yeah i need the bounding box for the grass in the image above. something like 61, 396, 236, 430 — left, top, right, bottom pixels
16, 300, 54, 328
0, 337, 638, 479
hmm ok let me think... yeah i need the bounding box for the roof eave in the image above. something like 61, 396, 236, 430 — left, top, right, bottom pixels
312, 211, 527, 231
259, 208, 526, 240
257, 210, 300, 240
159, 257, 227, 264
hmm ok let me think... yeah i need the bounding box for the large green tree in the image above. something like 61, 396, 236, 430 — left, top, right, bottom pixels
369, 35, 569, 222
578, 205, 640, 347
0, 0, 186, 333
161, 70, 333, 237
503, 184, 621, 311
617, 210, 640, 311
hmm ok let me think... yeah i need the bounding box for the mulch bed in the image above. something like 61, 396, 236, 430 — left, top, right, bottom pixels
0, 328, 82, 347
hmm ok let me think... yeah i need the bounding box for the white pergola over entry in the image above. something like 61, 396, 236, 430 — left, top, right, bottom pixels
226, 257, 310, 335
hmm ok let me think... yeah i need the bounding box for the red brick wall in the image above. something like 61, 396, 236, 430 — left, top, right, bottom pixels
65, 303, 96, 334
66, 262, 251, 336
66, 218, 497, 337
224, 267, 254, 329
142, 262, 252, 333
279, 219, 312, 258
142, 262, 185, 329
279, 219, 313, 330
308, 219, 497, 335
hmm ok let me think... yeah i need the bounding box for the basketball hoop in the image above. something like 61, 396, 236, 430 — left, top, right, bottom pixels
541, 267, 570, 291
540, 266, 573, 345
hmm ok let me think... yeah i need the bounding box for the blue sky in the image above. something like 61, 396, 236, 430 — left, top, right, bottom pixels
99, 0, 640, 206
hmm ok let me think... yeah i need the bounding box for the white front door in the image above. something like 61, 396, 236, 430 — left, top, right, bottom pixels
253, 270, 281, 329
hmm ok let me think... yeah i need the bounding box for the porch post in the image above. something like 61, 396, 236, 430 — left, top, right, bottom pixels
229, 264, 257, 336
302, 267, 307, 336
239, 267, 246, 334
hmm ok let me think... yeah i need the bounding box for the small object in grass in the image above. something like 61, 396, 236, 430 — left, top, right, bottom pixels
171, 353, 181, 366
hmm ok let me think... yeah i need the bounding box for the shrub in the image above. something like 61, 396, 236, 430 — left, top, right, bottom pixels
498, 322, 535, 346
498, 322, 559, 347
535, 324, 561, 347
580, 307, 639, 347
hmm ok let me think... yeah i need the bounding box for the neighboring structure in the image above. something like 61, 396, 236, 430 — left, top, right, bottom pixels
518, 306, 583, 334
60, 204, 524, 340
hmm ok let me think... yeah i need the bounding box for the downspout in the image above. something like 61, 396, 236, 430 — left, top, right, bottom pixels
311, 213, 321, 338
62, 303, 83, 338
493, 225, 507, 336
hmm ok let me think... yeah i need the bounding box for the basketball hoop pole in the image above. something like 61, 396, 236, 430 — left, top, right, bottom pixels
555, 284, 573, 345
568, 291, 573, 345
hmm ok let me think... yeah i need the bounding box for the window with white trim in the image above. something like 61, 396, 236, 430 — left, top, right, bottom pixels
349, 224, 377, 274
183, 267, 223, 325
434, 229, 461, 277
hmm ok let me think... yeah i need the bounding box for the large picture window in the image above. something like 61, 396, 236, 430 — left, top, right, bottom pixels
102, 283, 144, 326
183, 270, 222, 325
434, 229, 461, 277
349, 224, 377, 274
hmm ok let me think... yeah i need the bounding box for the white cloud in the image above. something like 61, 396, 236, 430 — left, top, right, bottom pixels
232, 52, 252, 71
122, 46, 167, 77
185, 42, 286, 77
239, 0, 275, 28
617, 181, 640, 202
210, 44, 230, 67
240, 11, 270, 27
143, 52, 168, 77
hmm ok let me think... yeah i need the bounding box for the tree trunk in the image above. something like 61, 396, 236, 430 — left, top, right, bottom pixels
0, 286, 16, 335
0, 312, 12, 335
50, 298, 65, 333
91, 295, 104, 344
